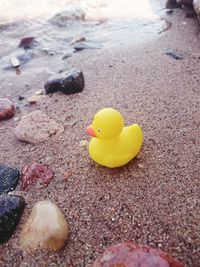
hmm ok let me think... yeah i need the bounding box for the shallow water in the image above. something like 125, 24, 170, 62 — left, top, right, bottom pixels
0, 0, 161, 22
0, 0, 166, 74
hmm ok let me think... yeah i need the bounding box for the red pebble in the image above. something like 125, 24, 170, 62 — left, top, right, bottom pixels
20, 163, 53, 190
0, 99, 15, 121
93, 242, 184, 267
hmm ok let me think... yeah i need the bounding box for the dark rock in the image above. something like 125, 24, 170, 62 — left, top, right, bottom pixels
62, 53, 73, 60
165, 48, 184, 60
20, 163, 54, 190
0, 165, 20, 194
71, 36, 86, 45
186, 12, 196, 18
74, 41, 102, 51
19, 37, 39, 50
169, 0, 193, 8
18, 96, 25, 101
0, 99, 15, 121
181, 0, 193, 5
0, 194, 25, 244
166, 0, 181, 8
45, 69, 85, 94
93, 242, 184, 267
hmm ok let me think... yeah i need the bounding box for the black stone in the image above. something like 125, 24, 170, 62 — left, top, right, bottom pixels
0, 194, 25, 244
45, 69, 85, 94
165, 48, 184, 60
166, 0, 181, 9
18, 37, 39, 50
62, 53, 73, 60
18, 96, 25, 101
0, 165, 20, 194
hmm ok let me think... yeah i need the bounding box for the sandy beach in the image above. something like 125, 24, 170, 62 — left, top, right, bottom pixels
0, 0, 200, 266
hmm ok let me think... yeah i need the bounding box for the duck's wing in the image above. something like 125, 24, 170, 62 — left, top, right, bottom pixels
128, 124, 143, 150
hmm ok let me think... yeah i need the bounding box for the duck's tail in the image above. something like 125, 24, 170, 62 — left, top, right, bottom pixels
130, 123, 143, 152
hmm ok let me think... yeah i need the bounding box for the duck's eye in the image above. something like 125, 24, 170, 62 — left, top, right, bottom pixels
97, 129, 102, 133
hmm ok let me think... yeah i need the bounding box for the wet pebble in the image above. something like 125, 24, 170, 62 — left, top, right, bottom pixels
71, 36, 86, 44
2, 50, 33, 71
27, 90, 44, 103
27, 94, 42, 104
79, 140, 88, 147
45, 68, 84, 95
34, 89, 44, 95
0, 194, 25, 244
165, 48, 184, 60
63, 169, 73, 181
62, 53, 73, 60
0, 98, 15, 121
166, 9, 174, 14
9, 56, 20, 68
0, 165, 20, 194
93, 242, 183, 267
74, 41, 102, 51
49, 7, 85, 27
20, 200, 69, 251
14, 110, 64, 144
42, 48, 55, 56
20, 163, 54, 190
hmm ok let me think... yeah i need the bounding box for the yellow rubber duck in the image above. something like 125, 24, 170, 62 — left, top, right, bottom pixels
86, 108, 143, 168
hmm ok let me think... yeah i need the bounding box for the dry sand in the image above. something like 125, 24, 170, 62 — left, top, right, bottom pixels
0, 2, 200, 267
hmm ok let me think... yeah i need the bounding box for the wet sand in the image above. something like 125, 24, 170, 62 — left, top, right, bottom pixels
0, 1, 200, 267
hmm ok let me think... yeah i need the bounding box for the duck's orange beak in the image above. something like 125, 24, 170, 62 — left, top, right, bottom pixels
86, 126, 96, 137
